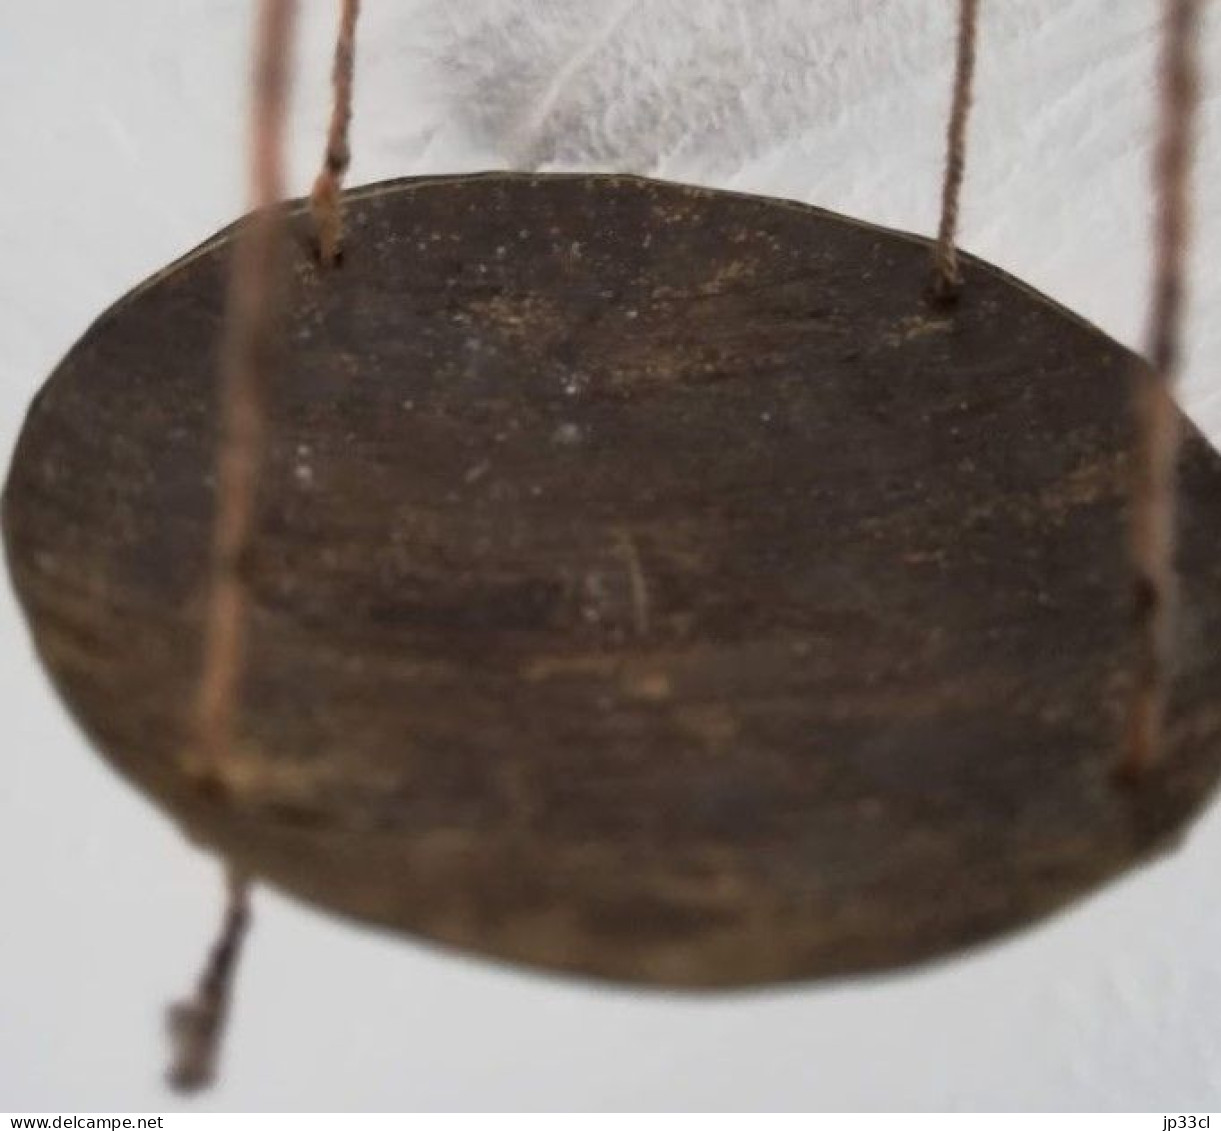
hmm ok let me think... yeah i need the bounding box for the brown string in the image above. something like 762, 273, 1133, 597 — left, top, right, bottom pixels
929, 0, 980, 304
1121, 0, 1202, 781
190, 0, 298, 787
311, 0, 361, 266
166, 869, 253, 1093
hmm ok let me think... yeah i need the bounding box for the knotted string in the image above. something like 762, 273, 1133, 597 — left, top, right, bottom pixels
170, 0, 298, 1093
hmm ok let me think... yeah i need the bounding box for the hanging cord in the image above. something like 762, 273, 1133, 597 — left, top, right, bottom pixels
929, 0, 981, 304
1121, 0, 1203, 781
311, 0, 361, 266
190, 0, 298, 788
166, 868, 253, 1093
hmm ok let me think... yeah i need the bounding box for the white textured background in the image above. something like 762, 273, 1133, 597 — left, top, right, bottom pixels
2, 0, 1220, 1113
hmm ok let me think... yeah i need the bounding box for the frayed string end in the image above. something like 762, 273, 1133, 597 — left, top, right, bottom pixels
166, 869, 252, 1094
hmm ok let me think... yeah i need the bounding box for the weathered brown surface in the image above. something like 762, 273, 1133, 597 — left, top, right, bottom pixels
6, 172, 1221, 987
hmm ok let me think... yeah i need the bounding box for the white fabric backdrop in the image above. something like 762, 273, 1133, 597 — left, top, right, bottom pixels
1, 0, 1219, 1112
